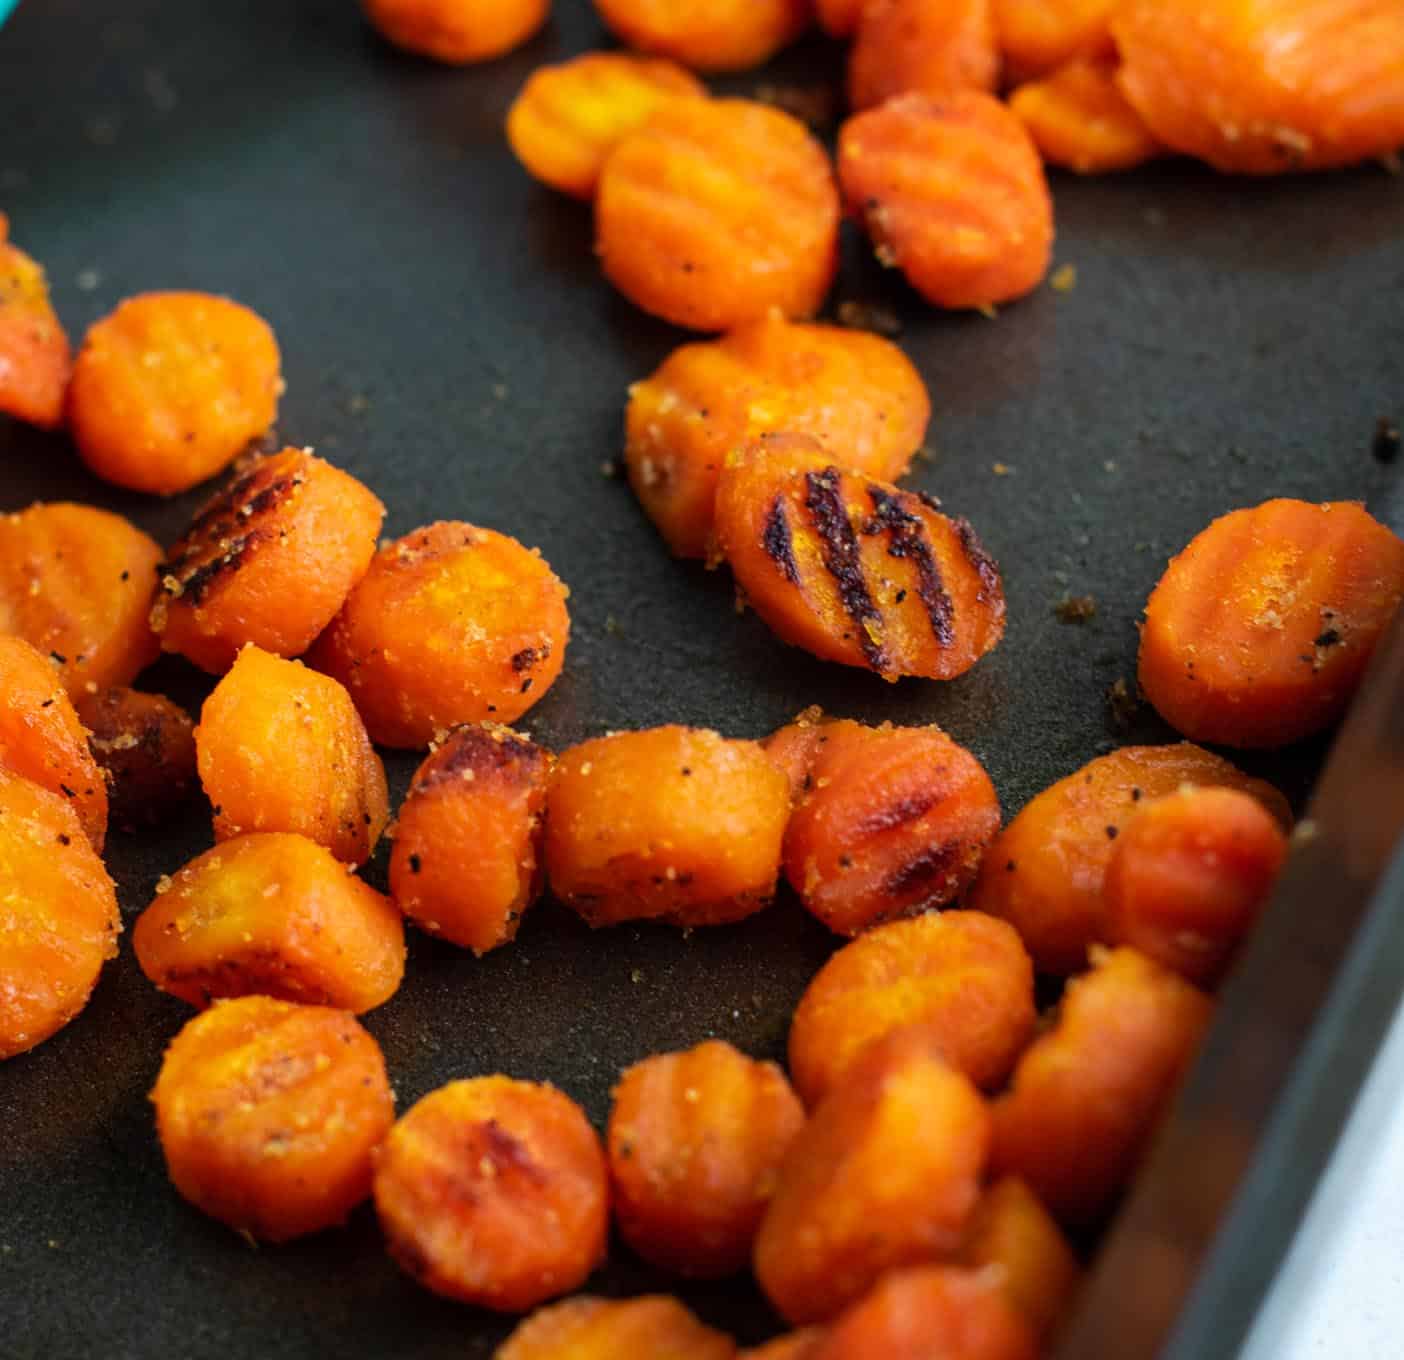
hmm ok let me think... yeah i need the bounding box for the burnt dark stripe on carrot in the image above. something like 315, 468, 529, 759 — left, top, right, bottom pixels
804, 467, 888, 671
867, 485, 955, 649
762, 495, 801, 585
952, 515, 1001, 603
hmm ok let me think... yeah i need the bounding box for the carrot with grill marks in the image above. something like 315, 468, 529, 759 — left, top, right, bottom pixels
497, 1296, 738, 1359
1139, 499, 1404, 748
849, 0, 1000, 112
596, 98, 840, 331
1010, 57, 1162, 174
838, 92, 1053, 311
593, 0, 810, 73
0, 214, 70, 429
714, 435, 1006, 681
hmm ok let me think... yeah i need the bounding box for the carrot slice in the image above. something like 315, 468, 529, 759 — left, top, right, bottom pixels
1010, 57, 1162, 174
849, 0, 1000, 112
0, 214, 70, 429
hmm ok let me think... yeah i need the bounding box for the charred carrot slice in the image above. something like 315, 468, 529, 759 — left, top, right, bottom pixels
838, 92, 1054, 311
607, 1040, 806, 1277
388, 723, 551, 953
507, 52, 705, 199
714, 436, 1006, 681
754, 1027, 990, 1326
0, 770, 119, 1060
1139, 499, 1404, 748
626, 312, 930, 559
0, 501, 162, 698
151, 996, 395, 1242
781, 719, 1003, 936
788, 911, 1034, 1108
374, 1077, 609, 1312
152, 447, 385, 675
132, 832, 406, 1013
0, 214, 71, 429
308, 521, 570, 748
1106, 786, 1288, 987
364, 0, 549, 63
0, 634, 108, 852
992, 947, 1212, 1225
76, 687, 197, 833
993, 0, 1117, 83
196, 645, 390, 866
1009, 57, 1162, 174
593, 0, 810, 73
596, 98, 840, 332
68, 292, 282, 495
1113, 0, 1404, 174
849, 0, 1000, 112
497, 1295, 737, 1359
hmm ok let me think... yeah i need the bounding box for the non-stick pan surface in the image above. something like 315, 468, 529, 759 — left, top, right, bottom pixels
1, 2, 1400, 1355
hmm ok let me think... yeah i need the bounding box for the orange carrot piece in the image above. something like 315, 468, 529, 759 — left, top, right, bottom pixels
1114, 0, 1404, 174
0, 502, 161, 698
0, 214, 71, 430
596, 98, 839, 332
375, 1077, 609, 1312
497, 1295, 737, 1359
1106, 786, 1288, 987
838, 92, 1053, 310
132, 832, 405, 1013
364, 0, 549, 63
625, 312, 930, 559
68, 292, 281, 495
816, 0, 862, 36
762, 706, 833, 803
308, 520, 570, 748
151, 996, 395, 1241
993, 0, 1117, 83
789, 911, 1034, 1108
0, 770, 119, 1060
1139, 499, 1404, 748
76, 686, 197, 832
507, 52, 705, 199
849, 0, 1000, 113
0, 633, 108, 852
967, 743, 1290, 975
196, 645, 389, 866
741, 1332, 825, 1360
152, 447, 385, 675
388, 723, 551, 953
713, 436, 1006, 681
607, 1040, 806, 1278
592, 0, 811, 73
992, 947, 1212, 1225
754, 1027, 990, 1326
1010, 57, 1162, 174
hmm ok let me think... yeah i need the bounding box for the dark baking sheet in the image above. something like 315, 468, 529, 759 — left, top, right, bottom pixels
0, 2, 1400, 1356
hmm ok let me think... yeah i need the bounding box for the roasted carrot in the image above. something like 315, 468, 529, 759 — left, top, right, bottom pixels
1114, 0, 1404, 174
196, 645, 389, 866
507, 52, 705, 199
967, 743, 1290, 975
762, 705, 833, 802
596, 98, 840, 331
0, 214, 70, 430
151, 996, 395, 1241
788, 911, 1035, 1108
1009, 57, 1162, 174
545, 726, 790, 928
76, 686, 197, 832
754, 1027, 990, 1325
780, 719, 1002, 935
961, 1177, 1082, 1341
816, 0, 862, 36
993, 0, 1116, 83
68, 292, 282, 495
132, 833, 405, 1013
0, 770, 119, 1060
388, 723, 551, 953
0, 633, 108, 852
713, 436, 1006, 681
593, 0, 810, 72
364, 0, 549, 63
838, 92, 1054, 311
849, 0, 1000, 112
374, 1077, 609, 1311
742, 1332, 824, 1360
1139, 499, 1404, 748
308, 520, 570, 748
626, 312, 930, 559
497, 1295, 737, 1359
152, 447, 384, 675
607, 1040, 806, 1278
992, 947, 1212, 1225
1106, 786, 1287, 987
0, 502, 161, 698
809, 1265, 1037, 1360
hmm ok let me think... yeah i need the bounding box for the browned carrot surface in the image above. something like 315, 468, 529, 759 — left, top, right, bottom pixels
77, 686, 197, 832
